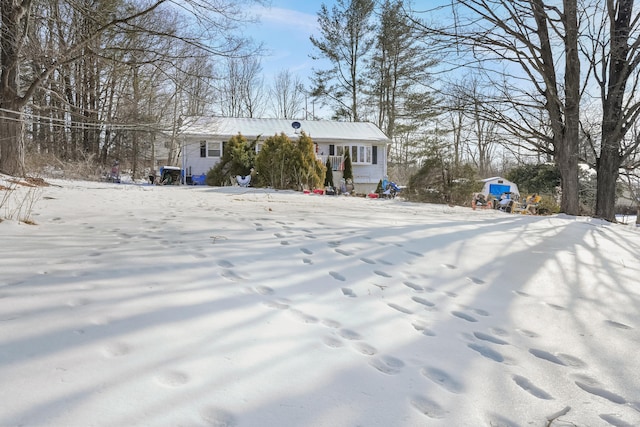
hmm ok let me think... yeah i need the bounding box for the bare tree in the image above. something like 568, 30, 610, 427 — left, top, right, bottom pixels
582, 0, 640, 221
215, 56, 266, 118
269, 70, 305, 119
0, 0, 261, 176
411, 1, 581, 215
440, 77, 499, 176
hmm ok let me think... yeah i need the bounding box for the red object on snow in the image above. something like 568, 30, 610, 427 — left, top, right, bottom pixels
368, 193, 379, 198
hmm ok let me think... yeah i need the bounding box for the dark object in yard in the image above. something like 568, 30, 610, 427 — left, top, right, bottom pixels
160, 166, 182, 185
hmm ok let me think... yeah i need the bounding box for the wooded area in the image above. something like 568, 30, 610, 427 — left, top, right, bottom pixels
1, 0, 640, 221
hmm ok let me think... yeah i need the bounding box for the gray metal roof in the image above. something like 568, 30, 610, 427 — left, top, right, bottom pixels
180, 117, 390, 143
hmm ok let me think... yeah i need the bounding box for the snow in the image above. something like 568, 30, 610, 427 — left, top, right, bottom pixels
1, 177, 640, 427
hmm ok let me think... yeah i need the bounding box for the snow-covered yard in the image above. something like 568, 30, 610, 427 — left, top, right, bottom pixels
1, 177, 639, 426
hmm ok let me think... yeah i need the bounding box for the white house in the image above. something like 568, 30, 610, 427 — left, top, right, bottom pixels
179, 117, 391, 193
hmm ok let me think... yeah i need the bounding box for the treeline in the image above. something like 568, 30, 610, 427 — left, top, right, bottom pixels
3, 0, 640, 221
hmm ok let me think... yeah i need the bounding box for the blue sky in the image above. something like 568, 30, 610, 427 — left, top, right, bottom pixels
245, 1, 332, 86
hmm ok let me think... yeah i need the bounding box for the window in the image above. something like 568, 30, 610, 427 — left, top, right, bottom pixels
335, 144, 372, 164
199, 141, 221, 158
208, 142, 221, 157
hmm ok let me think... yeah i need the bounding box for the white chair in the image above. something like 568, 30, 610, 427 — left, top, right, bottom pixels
236, 175, 251, 187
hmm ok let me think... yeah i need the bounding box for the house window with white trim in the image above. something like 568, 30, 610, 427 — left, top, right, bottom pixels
199, 141, 221, 158
335, 144, 372, 164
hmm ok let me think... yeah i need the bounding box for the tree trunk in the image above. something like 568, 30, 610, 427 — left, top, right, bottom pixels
593, 0, 632, 222
556, 138, 579, 214
594, 147, 620, 222
0, 106, 25, 176
559, 0, 580, 216
1, 0, 29, 176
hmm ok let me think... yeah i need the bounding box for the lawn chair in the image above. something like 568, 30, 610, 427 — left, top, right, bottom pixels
236, 175, 251, 187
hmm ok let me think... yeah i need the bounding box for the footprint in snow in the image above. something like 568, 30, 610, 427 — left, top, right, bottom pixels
341, 288, 356, 298
572, 374, 628, 405
369, 355, 405, 375
262, 299, 289, 310
490, 327, 509, 337
374, 270, 392, 277
451, 311, 478, 322
409, 395, 446, 419
329, 271, 346, 281
405, 250, 423, 257
191, 252, 207, 259
321, 335, 344, 349
513, 290, 531, 297
335, 248, 352, 256
388, 303, 413, 314
517, 329, 540, 338
466, 276, 485, 284
442, 263, 457, 269
156, 370, 190, 387
254, 286, 274, 295
217, 260, 234, 268
338, 329, 362, 340
467, 343, 504, 362
300, 248, 313, 255
545, 302, 566, 311
200, 407, 237, 427
473, 331, 509, 345
360, 257, 376, 264
288, 309, 318, 324
220, 269, 244, 282
403, 281, 424, 292
599, 414, 636, 427
353, 342, 377, 356
412, 296, 435, 308
321, 318, 341, 329
605, 320, 633, 330
102, 342, 131, 358
512, 375, 553, 400
420, 366, 464, 393
412, 321, 436, 337
528, 348, 567, 366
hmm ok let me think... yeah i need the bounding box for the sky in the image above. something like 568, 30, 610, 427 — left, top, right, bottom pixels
246, 1, 329, 85
1, 174, 640, 427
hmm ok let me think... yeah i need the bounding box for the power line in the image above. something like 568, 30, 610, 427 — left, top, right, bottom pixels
0, 107, 172, 133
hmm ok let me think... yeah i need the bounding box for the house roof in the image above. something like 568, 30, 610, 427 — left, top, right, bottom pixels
179, 117, 390, 143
